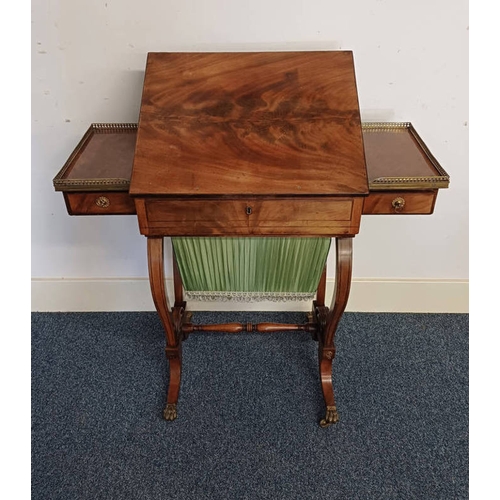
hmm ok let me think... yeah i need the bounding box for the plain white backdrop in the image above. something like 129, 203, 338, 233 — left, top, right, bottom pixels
31, 0, 468, 311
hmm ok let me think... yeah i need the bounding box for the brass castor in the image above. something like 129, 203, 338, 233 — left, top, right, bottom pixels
319, 406, 339, 428
163, 403, 178, 421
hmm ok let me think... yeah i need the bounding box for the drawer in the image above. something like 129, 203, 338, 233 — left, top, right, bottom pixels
53, 123, 138, 216
64, 192, 136, 215
361, 123, 448, 216
250, 197, 363, 235
362, 191, 437, 215
140, 199, 250, 235
137, 197, 364, 237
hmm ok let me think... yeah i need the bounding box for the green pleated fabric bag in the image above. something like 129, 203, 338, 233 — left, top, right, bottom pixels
171, 237, 331, 301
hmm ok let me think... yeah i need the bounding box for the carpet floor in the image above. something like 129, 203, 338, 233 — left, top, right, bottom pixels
32, 311, 468, 499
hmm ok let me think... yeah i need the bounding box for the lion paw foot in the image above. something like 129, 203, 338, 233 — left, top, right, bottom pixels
163, 403, 178, 421
319, 406, 339, 428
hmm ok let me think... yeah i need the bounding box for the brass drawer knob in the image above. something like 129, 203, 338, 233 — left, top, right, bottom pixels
95, 196, 110, 208
392, 197, 405, 213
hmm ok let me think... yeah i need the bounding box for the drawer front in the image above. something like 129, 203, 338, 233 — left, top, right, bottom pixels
142, 199, 250, 236
363, 191, 437, 215
138, 197, 363, 236
65, 192, 136, 215
249, 197, 363, 235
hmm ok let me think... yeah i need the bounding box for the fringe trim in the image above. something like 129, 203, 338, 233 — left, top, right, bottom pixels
184, 291, 316, 302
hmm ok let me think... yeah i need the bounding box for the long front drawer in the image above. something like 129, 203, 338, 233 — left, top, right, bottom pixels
136, 197, 364, 237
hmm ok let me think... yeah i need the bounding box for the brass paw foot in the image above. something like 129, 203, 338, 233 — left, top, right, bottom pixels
319, 406, 339, 428
163, 403, 178, 421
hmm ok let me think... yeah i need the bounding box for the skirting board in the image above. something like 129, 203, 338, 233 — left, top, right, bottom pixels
31, 278, 468, 313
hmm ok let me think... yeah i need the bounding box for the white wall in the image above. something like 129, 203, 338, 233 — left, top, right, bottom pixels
31, 0, 468, 311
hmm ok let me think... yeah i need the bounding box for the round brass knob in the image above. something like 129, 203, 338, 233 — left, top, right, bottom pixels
95, 196, 110, 208
391, 197, 405, 213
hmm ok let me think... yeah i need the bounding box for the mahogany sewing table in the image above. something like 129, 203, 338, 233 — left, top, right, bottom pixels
53, 52, 449, 427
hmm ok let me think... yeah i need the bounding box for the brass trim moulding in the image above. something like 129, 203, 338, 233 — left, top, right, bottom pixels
53, 123, 138, 192
362, 121, 411, 132
89, 123, 137, 133
54, 178, 131, 192
362, 122, 450, 191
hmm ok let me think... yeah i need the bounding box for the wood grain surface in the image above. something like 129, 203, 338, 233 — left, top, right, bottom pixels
362, 128, 440, 182
65, 132, 137, 181
130, 52, 368, 197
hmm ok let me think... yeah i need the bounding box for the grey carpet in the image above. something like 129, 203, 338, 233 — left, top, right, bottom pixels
32, 311, 468, 499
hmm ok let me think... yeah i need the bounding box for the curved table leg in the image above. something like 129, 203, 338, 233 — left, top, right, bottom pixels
147, 236, 182, 421
319, 237, 353, 427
